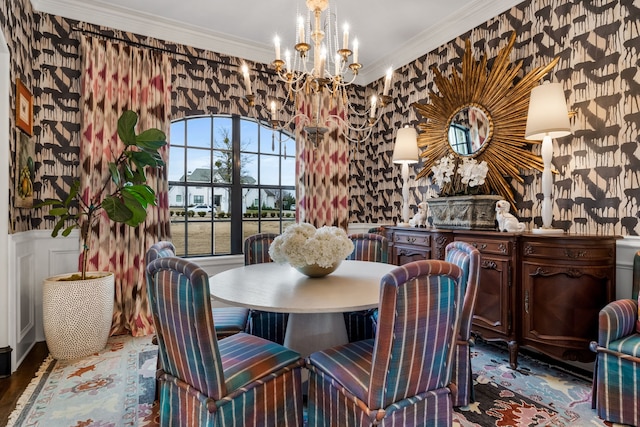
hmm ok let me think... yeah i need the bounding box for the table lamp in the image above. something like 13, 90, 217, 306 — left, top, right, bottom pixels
525, 81, 572, 234
393, 125, 419, 227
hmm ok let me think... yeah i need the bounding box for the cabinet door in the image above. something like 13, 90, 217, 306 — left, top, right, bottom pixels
393, 244, 430, 265
472, 256, 512, 338
520, 262, 611, 362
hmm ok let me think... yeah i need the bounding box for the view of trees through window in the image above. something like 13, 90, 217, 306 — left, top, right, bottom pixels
168, 115, 296, 256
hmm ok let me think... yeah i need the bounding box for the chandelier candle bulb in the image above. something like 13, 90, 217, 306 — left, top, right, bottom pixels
241, 63, 252, 95
274, 35, 281, 60
285, 50, 291, 74
383, 68, 392, 96
353, 39, 359, 63
370, 95, 377, 118
334, 53, 341, 75
298, 16, 305, 43
342, 23, 349, 50
270, 101, 277, 118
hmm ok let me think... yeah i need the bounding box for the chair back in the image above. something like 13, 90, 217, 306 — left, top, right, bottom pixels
346, 233, 389, 263
146, 257, 226, 400
146, 241, 176, 264
368, 260, 462, 409
445, 241, 481, 340
244, 233, 278, 265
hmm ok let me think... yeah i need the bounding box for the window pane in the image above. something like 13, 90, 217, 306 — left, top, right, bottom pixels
186, 117, 212, 148
169, 184, 186, 208
186, 148, 211, 183
186, 221, 213, 256
170, 120, 185, 146
260, 154, 280, 185
168, 146, 185, 182
213, 151, 232, 184
260, 125, 277, 154
213, 117, 232, 150
215, 187, 231, 214
281, 155, 296, 186
242, 153, 258, 185
240, 118, 259, 153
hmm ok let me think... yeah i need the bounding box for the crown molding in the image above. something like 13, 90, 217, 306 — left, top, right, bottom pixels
32, 0, 522, 85
360, 0, 523, 84
30, 0, 275, 65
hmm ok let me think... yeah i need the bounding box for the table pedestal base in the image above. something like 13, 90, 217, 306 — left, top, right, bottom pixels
284, 312, 349, 357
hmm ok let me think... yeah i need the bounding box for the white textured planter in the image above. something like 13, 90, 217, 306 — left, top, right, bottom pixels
43, 272, 114, 360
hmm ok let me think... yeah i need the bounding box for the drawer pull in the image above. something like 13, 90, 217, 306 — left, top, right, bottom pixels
524, 290, 529, 314
472, 242, 487, 250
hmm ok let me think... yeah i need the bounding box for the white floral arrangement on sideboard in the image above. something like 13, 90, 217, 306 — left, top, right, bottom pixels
269, 223, 354, 268
430, 154, 489, 197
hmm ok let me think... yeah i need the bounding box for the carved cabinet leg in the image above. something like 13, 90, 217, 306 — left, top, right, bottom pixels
508, 340, 519, 369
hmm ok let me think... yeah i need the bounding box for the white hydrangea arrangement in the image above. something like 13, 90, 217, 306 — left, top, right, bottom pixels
269, 223, 354, 268
431, 154, 488, 196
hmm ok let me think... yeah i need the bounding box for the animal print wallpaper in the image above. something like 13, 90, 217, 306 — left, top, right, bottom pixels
1, 0, 639, 236
358, 0, 640, 236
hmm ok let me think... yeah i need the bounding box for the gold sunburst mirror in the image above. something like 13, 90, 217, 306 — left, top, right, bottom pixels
413, 32, 560, 207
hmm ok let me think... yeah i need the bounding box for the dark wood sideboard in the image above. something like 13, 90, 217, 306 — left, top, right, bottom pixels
384, 226, 617, 368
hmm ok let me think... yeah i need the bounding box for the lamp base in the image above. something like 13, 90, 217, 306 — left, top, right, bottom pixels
395, 222, 411, 228
531, 227, 564, 235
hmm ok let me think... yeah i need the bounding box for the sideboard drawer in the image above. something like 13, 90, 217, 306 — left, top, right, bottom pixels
455, 236, 512, 257
394, 231, 430, 248
522, 240, 614, 262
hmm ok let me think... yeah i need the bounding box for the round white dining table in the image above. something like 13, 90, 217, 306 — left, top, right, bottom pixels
209, 260, 395, 357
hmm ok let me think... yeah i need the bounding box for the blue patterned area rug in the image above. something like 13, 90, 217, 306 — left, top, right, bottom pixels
7, 334, 159, 427
8, 335, 615, 426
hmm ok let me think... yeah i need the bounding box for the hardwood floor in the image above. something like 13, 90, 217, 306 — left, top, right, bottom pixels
0, 342, 49, 426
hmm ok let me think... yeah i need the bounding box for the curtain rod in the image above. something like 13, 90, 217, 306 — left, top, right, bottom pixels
71, 26, 276, 76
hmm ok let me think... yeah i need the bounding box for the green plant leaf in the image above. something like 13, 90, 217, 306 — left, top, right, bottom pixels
49, 207, 69, 216
117, 110, 138, 145
136, 129, 166, 148
123, 184, 156, 206
130, 150, 159, 168
65, 180, 80, 207
62, 224, 77, 236
102, 195, 133, 223
121, 191, 147, 226
108, 162, 121, 186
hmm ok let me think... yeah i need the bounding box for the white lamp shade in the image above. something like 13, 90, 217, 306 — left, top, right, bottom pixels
393, 126, 419, 164
525, 82, 572, 140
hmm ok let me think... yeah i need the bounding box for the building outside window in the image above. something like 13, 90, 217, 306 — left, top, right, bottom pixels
168, 115, 296, 257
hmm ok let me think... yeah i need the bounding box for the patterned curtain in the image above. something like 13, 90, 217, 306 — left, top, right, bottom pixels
295, 92, 349, 230
80, 36, 172, 337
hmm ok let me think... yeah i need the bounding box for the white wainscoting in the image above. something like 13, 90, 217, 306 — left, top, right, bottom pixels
8, 229, 80, 372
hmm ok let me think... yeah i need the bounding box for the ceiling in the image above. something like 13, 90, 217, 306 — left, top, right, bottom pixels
31, 0, 522, 85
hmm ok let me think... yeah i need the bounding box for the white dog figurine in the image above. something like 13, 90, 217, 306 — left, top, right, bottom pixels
409, 202, 428, 228
495, 200, 526, 232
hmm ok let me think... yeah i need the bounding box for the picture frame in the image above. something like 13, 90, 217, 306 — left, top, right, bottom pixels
16, 78, 33, 136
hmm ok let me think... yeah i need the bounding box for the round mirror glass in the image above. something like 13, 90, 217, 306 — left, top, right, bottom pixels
447, 105, 491, 156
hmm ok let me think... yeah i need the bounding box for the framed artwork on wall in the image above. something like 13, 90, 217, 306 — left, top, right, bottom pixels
16, 78, 33, 136
16, 132, 35, 208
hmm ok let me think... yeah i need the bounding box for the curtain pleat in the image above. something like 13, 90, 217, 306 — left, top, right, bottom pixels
80, 36, 172, 337
295, 92, 349, 230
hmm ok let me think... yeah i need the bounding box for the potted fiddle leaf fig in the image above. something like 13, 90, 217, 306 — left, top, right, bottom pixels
39, 110, 167, 359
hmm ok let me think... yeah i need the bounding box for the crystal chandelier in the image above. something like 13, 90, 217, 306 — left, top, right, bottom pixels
242, 0, 393, 144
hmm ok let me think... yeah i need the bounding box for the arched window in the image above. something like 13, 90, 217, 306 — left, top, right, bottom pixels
168, 115, 296, 256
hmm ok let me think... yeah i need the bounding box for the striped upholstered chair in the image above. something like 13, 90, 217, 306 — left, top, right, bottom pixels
444, 240, 481, 407
344, 233, 389, 342
306, 260, 463, 426
147, 256, 304, 426
146, 241, 248, 340
590, 250, 640, 426
243, 233, 289, 344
